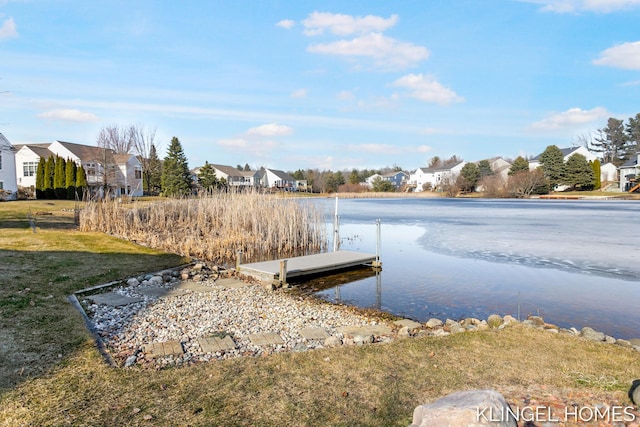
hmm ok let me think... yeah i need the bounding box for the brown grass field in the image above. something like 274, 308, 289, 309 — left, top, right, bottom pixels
1, 198, 639, 426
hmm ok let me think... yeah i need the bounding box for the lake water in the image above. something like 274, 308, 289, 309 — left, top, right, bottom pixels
303, 198, 640, 339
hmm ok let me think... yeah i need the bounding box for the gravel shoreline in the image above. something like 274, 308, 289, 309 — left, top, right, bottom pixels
83, 267, 392, 368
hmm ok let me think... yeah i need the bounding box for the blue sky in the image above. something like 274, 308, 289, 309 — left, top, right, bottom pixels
1, 0, 639, 172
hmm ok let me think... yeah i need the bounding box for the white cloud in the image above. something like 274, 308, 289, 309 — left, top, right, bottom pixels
529, 107, 610, 130
521, 0, 640, 13
0, 17, 18, 41
276, 19, 295, 29
218, 138, 247, 148
246, 123, 293, 137
416, 145, 433, 153
593, 41, 640, 70
302, 11, 398, 36
308, 33, 429, 70
392, 73, 464, 105
290, 88, 307, 98
37, 108, 98, 122
337, 90, 355, 100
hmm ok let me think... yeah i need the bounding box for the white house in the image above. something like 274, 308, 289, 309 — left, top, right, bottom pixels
263, 168, 297, 190
0, 133, 18, 199
14, 140, 143, 197
365, 171, 409, 189
529, 146, 596, 170
410, 161, 466, 191
619, 153, 639, 192
600, 162, 618, 183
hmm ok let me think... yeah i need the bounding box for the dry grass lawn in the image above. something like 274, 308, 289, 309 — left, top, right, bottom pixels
1, 199, 639, 427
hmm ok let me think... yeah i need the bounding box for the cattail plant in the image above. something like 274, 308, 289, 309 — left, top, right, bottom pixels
79, 190, 328, 265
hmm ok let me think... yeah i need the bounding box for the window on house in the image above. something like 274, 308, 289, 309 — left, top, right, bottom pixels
87, 164, 96, 176
0, 181, 3, 190
134, 168, 142, 179
0, 153, 3, 170
23, 161, 38, 177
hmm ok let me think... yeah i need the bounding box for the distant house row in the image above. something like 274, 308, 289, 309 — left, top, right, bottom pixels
191, 164, 307, 192
0, 134, 637, 200
0, 134, 143, 199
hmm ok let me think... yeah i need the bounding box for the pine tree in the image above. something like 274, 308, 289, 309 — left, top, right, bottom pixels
44, 155, 55, 199
590, 159, 601, 190
509, 156, 530, 175
161, 137, 192, 197
35, 157, 46, 199
564, 154, 594, 190
539, 145, 565, 191
458, 162, 480, 192
590, 118, 630, 166
197, 161, 219, 190
146, 143, 162, 194
477, 160, 493, 178
66, 160, 77, 200
75, 165, 88, 200
53, 157, 66, 199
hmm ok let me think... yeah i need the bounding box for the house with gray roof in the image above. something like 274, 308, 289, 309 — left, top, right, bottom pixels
0, 133, 18, 199
619, 153, 639, 192
409, 161, 466, 192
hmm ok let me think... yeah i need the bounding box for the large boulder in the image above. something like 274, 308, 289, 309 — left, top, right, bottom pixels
409, 389, 517, 427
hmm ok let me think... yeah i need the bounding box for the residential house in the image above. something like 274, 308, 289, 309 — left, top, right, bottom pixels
14, 140, 143, 197
600, 162, 618, 183
409, 161, 467, 192
365, 171, 409, 189
263, 168, 297, 190
619, 153, 639, 192
529, 146, 617, 186
208, 164, 262, 188
528, 146, 597, 170
486, 157, 512, 181
0, 133, 18, 199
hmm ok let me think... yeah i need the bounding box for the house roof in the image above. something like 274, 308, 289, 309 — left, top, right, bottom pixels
417, 161, 465, 173
619, 154, 639, 169
381, 171, 409, 178
267, 169, 295, 181
0, 133, 16, 151
211, 164, 245, 177
55, 140, 116, 163
530, 147, 582, 161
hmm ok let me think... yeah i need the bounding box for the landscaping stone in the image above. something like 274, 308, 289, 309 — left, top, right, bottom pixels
426, 318, 443, 328
398, 326, 411, 338
581, 327, 605, 342
527, 315, 545, 326
324, 336, 342, 347
394, 319, 422, 330
409, 389, 517, 427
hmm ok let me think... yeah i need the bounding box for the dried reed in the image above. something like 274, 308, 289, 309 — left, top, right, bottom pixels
79, 191, 328, 265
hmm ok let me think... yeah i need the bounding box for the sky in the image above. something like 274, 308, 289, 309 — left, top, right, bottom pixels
1, 0, 640, 172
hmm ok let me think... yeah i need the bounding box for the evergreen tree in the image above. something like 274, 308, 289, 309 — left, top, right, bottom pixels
75, 165, 88, 200
477, 160, 493, 178
509, 156, 530, 175
197, 161, 219, 190
626, 113, 640, 155
539, 145, 565, 191
44, 155, 55, 199
54, 157, 66, 199
564, 153, 594, 190
458, 162, 480, 192
146, 143, 162, 194
243, 163, 251, 171
371, 176, 395, 192
590, 118, 630, 166
591, 159, 602, 190
66, 160, 77, 200
35, 157, 46, 199
161, 137, 192, 197
349, 169, 361, 184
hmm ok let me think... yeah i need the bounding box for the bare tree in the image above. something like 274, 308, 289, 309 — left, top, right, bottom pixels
96, 124, 134, 154
130, 124, 160, 194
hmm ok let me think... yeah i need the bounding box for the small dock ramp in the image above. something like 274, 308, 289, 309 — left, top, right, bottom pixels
238, 251, 379, 285
629, 183, 640, 193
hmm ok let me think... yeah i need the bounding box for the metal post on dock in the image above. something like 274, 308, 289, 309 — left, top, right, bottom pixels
333, 196, 340, 252
236, 250, 243, 270
279, 259, 288, 287
372, 218, 382, 268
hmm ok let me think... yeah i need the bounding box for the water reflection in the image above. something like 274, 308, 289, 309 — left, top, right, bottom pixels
306, 199, 640, 340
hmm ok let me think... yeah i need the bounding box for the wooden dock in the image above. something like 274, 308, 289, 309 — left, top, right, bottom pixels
238, 251, 379, 285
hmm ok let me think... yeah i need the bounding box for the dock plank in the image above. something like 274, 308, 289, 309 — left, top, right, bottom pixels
238, 250, 377, 283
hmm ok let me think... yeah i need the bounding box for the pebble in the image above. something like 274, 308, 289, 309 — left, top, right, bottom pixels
84, 272, 387, 367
